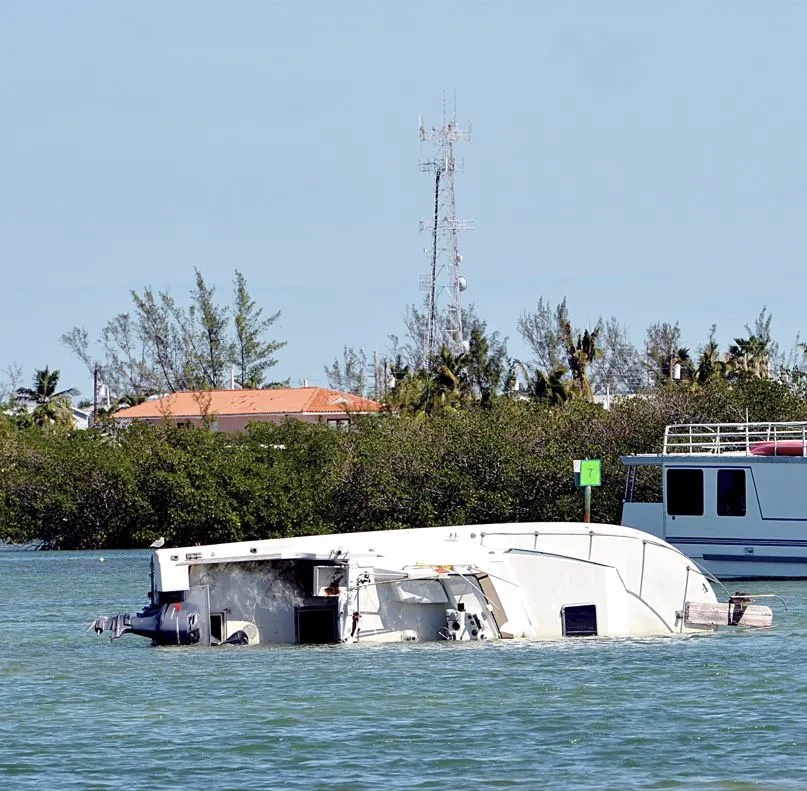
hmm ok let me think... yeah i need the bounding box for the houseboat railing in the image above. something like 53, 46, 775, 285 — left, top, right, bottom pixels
662, 421, 807, 456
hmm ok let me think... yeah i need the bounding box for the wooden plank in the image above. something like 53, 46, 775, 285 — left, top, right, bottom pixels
685, 601, 773, 628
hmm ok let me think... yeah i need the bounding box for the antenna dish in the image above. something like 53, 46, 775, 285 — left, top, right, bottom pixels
458, 276, 468, 291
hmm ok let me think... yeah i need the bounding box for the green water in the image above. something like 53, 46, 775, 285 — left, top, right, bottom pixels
2, 549, 807, 790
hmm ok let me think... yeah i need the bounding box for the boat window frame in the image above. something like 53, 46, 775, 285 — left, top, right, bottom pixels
666, 468, 704, 516
717, 468, 747, 517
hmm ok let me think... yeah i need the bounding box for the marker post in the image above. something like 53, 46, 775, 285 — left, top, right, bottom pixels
574, 459, 602, 523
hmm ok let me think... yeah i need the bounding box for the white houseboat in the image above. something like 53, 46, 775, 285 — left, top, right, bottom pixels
622, 420, 807, 579
91, 521, 772, 646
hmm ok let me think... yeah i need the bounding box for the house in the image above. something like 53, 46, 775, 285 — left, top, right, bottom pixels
4, 403, 92, 430
111, 387, 383, 432
72, 407, 91, 430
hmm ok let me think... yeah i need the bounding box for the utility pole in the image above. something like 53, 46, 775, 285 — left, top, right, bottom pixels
418, 99, 473, 358
92, 364, 98, 428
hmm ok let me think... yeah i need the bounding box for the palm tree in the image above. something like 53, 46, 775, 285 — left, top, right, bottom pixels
514, 360, 570, 407
95, 392, 149, 419
466, 325, 507, 407
560, 319, 600, 402
531, 365, 571, 406
15, 367, 79, 428
728, 335, 770, 379
696, 340, 724, 384
422, 344, 470, 414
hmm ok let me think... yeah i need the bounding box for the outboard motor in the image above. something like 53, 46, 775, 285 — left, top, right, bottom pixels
92, 602, 201, 646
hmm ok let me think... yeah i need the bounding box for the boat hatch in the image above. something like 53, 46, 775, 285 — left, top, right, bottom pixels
210, 612, 224, 643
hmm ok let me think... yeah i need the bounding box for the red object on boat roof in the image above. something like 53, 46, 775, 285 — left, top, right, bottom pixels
750, 440, 807, 456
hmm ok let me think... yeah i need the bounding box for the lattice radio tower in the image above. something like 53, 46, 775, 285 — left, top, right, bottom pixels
418, 102, 473, 357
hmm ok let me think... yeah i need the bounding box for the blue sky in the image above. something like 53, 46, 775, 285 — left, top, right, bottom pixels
2, 2, 806, 398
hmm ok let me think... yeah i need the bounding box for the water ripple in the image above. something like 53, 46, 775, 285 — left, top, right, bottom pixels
2, 550, 807, 789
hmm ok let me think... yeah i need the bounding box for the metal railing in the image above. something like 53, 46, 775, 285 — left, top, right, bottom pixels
663, 421, 807, 456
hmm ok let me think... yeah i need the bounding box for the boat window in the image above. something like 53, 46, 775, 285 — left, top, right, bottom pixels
562, 604, 597, 637
717, 469, 746, 517
295, 606, 339, 644
666, 469, 704, 516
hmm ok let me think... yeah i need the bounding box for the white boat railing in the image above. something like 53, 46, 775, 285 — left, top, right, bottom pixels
663, 421, 807, 456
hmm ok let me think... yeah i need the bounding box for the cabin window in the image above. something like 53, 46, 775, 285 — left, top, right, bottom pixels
666, 469, 704, 516
717, 469, 746, 517
295, 605, 339, 644
562, 604, 597, 637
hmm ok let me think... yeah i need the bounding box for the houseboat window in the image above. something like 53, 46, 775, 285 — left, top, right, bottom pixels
717, 469, 746, 517
562, 604, 597, 637
666, 469, 704, 516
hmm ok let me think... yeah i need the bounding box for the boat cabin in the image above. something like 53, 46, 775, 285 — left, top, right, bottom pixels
622, 421, 807, 579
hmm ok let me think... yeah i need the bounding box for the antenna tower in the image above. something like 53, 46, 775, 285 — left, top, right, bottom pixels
418, 102, 472, 357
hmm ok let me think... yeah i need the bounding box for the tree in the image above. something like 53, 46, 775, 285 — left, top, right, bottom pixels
63, 269, 286, 397
233, 270, 286, 388
422, 344, 470, 415
515, 362, 570, 406
190, 268, 232, 389
559, 318, 600, 402
746, 307, 777, 374
393, 302, 485, 373
62, 313, 155, 400
517, 297, 567, 374
15, 367, 79, 429
589, 317, 645, 396
0, 362, 24, 404
695, 327, 728, 384
645, 321, 683, 385
386, 345, 471, 417
465, 322, 508, 407
129, 287, 187, 392
519, 297, 642, 396
728, 332, 772, 381
324, 346, 368, 396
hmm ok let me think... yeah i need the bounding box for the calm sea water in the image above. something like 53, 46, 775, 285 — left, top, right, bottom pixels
2, 550, 807, 790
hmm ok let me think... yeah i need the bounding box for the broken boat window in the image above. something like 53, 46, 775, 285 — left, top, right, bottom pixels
717, 469, 746, 517
666, 468, 704, 516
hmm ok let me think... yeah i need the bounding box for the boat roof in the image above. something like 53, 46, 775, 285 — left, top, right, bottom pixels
621, 420, 807, 464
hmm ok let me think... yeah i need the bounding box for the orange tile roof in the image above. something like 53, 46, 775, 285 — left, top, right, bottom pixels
113, 387, 383, 420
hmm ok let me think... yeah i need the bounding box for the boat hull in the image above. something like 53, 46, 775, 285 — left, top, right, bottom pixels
90, 522, 767, 646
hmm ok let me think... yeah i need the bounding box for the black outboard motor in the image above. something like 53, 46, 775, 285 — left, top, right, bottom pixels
92, 602, 201, 646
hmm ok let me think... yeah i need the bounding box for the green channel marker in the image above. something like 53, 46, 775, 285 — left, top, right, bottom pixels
579, 459, 601, 487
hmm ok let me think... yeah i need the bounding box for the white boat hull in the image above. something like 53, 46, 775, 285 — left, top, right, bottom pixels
91, 522, 772, 646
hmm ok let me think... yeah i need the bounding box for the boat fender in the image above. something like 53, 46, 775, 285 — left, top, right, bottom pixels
222, 630, 250, 646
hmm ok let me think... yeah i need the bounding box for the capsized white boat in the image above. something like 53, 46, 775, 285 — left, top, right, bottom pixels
91, 521, 774, 646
